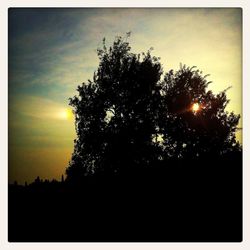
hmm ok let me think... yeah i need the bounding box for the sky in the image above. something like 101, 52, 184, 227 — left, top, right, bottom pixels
8, 8, 242, 184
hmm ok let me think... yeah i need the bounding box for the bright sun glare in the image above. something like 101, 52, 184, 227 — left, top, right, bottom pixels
59, 108, 73, 120
192, 103, 200, 112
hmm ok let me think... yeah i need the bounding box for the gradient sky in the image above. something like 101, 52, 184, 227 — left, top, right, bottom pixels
8, 8, 242, 184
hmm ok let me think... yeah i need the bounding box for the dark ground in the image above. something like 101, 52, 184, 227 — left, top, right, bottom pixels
8, 153, 242, 242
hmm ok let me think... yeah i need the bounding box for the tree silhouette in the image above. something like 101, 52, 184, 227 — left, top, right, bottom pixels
66, 34, 163, 180
66, 34, 241, 181
159, 65, 241, 160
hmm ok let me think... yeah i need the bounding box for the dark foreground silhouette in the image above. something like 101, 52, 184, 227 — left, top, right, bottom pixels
9, 152, 242, 242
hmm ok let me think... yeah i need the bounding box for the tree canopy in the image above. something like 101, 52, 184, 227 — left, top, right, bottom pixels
160, 65, 241, 160
66, 34, 241, 181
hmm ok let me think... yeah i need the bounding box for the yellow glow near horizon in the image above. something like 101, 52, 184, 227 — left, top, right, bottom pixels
58, 108, 73, 120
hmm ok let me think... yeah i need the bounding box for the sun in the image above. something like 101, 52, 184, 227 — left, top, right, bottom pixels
192, 103, 200, 112
59, 108, 73, 120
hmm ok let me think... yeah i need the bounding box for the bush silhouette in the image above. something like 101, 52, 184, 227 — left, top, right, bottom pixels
66, 34, 241, 181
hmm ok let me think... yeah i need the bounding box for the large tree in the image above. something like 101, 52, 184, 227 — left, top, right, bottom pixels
66, 35, 241, 181
66, 34, 163, 180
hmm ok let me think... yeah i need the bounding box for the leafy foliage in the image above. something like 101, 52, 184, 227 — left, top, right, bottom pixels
67, 34, 163, 179
160, 65, 241, 160
66, 34, 241, 180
